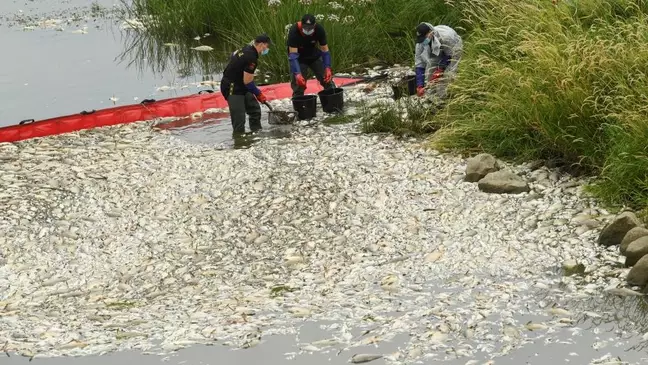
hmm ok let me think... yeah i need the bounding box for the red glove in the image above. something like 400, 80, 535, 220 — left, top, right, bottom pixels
416, 86, 425, 97
257, 92, 267, 103
430, 67, 444, 82
324, 67, 333, 84
295, 73, 307, 88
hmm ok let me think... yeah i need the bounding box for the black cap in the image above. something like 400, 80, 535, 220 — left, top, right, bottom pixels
301, 14, 316, 30
415, 23, 432, 43
254, 33, 272, 45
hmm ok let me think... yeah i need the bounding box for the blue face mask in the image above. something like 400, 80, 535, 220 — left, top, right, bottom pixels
261, 48, 269, 56
423, 38, 431, 45
303, 29, 314, 36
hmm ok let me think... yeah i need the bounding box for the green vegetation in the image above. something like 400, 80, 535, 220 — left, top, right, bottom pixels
428, 0, 648, 211
121, 0, 465, 78
121, 0, 648, 211
269, 284, 298, 298
359, 98, 440, 137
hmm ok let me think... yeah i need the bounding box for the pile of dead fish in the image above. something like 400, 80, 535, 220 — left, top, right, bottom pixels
0, 85, 646, 365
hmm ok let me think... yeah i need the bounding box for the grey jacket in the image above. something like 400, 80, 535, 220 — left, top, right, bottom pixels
414, 23, 463, 76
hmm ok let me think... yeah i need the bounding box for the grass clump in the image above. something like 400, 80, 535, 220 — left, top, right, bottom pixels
360, 98, 440, 138
322, 114, 354, 125
121, 0, 467, 77
428, 0, 648, 211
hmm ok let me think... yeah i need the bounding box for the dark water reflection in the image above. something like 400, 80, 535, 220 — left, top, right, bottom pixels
116, 26, 230, 81
154, 111, 295, 149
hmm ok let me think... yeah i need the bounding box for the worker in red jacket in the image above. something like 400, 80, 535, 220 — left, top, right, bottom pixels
286, 14, 336, 97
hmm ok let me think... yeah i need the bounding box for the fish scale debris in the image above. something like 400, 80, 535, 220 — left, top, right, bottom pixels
0, 94, 644, 364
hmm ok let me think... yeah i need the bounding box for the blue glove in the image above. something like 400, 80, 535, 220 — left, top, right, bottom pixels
439, 54, 451, 69
288, 52, 301, 75
322, 51, 331, 68
245, 81, 261, 96
415, 67, 426, 88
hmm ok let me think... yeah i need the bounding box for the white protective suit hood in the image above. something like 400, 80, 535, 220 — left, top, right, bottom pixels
420, 22, 441, 56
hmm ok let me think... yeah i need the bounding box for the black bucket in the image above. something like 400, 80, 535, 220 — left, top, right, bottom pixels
392, 75, 417, 100
318, 87, 344, 114
291, 95, 318, 120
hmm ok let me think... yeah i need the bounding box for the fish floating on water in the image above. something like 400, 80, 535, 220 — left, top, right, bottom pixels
191, 45, 213, 51
350, 353, 383, 363
603, 287, 644, 297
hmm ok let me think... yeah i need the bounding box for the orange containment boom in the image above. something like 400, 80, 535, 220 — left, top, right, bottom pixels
0, 76, 364, 143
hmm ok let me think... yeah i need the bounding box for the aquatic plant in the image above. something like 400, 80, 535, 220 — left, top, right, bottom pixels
121, 0, 466, 77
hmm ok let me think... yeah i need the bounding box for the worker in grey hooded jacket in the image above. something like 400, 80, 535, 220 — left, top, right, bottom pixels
414, 22, 463, 99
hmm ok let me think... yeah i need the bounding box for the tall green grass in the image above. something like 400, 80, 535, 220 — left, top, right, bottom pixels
427, 0, 648, 210
121, 0, 467, 78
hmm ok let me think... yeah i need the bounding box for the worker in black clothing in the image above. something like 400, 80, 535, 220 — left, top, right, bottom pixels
286, 14, 335, 97
220, 34, 272, 135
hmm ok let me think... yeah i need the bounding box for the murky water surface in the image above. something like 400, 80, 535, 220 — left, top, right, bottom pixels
0, 0, 225, 136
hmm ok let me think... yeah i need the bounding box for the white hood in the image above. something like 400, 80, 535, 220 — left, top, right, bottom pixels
420, 22, 441, 56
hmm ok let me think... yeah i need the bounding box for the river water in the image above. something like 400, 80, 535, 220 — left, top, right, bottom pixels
3, 1, 648, 365
0, 0, 292, 148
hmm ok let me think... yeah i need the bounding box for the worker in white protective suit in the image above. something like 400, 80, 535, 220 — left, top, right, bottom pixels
414, 22, 463, 101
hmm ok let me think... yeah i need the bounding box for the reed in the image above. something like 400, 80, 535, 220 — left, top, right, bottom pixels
121, 0, 466, 77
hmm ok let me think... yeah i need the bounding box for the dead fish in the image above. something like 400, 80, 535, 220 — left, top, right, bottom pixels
350, 353, 383, 363
41, 277, 66, 287
191, 45, 213, 51
115, 331, 147, 340
300, 344, 320, 352
58, 340, 88, 350
525, 321, 547, 331
424, 247, 444, 263
310, 338, 340, 347
583, 311, 602, 318
285, 255, 304, 265
604, 287, 644, 297
547, 305, 572, 317
378, 254, 414, 266
289, 307, 311, 317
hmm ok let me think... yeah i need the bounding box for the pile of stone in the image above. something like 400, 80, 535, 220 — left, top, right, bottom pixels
597, 211, 648, 288
464, 152, 648, 290
464, 153, 530, 194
